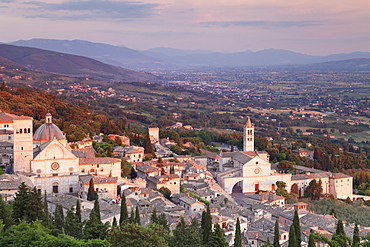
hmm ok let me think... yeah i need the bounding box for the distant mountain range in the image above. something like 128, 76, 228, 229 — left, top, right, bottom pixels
9, 39, 370, 70
0, 44, 158, 82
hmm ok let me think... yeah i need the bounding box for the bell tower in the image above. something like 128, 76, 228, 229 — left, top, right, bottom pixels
13, 116, 34, 173
243, 116, 254, 152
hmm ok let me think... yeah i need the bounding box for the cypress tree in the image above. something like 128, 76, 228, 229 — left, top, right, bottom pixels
43, 190, 51, 226
87, 178, 97, 201
0, 195, 13, 229
158, 213, 169, 230
54, 204, 64, 231
112, 217, 118, 227
288, 224, 297, 247
202, 205, 212, 244
273, 220, 280, 247
292, 211, 301, 245
353, 223, 360, 247
93, 196, 101, 221
150, 207, 158, 225
335, 220, 345, 235
84, 204, 106, 239
120, 193, 128, 225
75, 200, 82, 223
308, 233, 315, 247
129, 208, 134, 223
233, 217, 242, 247
207, 223, 228, 247
64, 206, 81, 238
135, 206, 140, 225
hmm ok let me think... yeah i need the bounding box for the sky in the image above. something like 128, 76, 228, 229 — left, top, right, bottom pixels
0, 0, 369, 55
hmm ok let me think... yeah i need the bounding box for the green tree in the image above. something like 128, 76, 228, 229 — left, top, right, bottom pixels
120, 193, 128, 225
353, 223, 360, 247
64, 206, 82, 238
207, 223, 228, 247
234, 217, 242, 247
158, 213, 169, 231
107, 145, 113, 157
0, 195, 13, 229
288, 224, 297, 247
12, 183, 46, 224
93, 196, 101, 221
87, 178, 97, 201
273, 220, 280, 247
112, 217, 118, 227
107, 222, 169, 247
150, 208, 158, 225
76, 200, 82, 224
159, 187, 171, 198
292, 211, 301, 245
308, 232, 315, 247
134, 206, 141, 225
53, 204, 64, 231
276, 181, 289, 199
83, 206, 108, 240
202, 205, 212, 244
171, 217, 202, 247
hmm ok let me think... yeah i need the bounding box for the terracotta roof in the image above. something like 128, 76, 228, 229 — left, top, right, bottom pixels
0, 112, 18, 123
81, 175, 118, 184
332, 173, 352, 179
14, 116, 33, 120
79, 157, 121, 165
292, 172, 330, 181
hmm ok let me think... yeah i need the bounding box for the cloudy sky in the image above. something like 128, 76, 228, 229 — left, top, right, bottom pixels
1, 0, 369, 55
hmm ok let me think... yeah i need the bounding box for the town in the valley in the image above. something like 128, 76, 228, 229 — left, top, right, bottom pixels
0, 111, 367, 246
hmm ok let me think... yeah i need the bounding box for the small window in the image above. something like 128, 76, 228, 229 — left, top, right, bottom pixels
69, 187, 73, 193
82, 169, 85, 173
21, 147, 24, 150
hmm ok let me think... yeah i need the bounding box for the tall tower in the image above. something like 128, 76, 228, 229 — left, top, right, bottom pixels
243, 116, 254, 152
13, 116, 34, 173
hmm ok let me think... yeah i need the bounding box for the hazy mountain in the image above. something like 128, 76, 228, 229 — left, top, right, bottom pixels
0, 44, 158, 82
8, 39, 370, 70
10, 39, 166, 70
301, 58, 370, 71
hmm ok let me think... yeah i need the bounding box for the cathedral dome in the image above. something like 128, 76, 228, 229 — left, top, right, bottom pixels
33, 113, 65, 141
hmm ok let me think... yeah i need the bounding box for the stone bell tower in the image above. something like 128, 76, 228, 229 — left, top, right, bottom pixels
243, 116, 254, 152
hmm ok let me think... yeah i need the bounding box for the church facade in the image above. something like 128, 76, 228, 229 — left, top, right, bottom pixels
216, 117, 353, 199
0, 112, 120, 197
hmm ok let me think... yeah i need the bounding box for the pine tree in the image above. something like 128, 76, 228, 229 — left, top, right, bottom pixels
202, 205, 212, 244
234, 217, 242, 247
87, 178, 97, 201
0, 195, 13, 229
150, 208, 158, 225
129, 208, 134, 223
135, 206, 140, 225
120, 193, 128, 225
12, 183, 46, 224
54, 204, 64, 231
332, 220, 349, 247
308, 233, 315, 247
273, 220, 280, 247
288, 224, 297, 247
292, 211, 301, 245
353, 223, 360, 247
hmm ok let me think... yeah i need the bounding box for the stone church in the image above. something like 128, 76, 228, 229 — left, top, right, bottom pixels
216, 117, 353, 199
0, 112, 121, 198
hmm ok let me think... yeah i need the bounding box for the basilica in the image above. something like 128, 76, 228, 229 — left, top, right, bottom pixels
216, 117, 353, 199
0, 112, 121, 198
